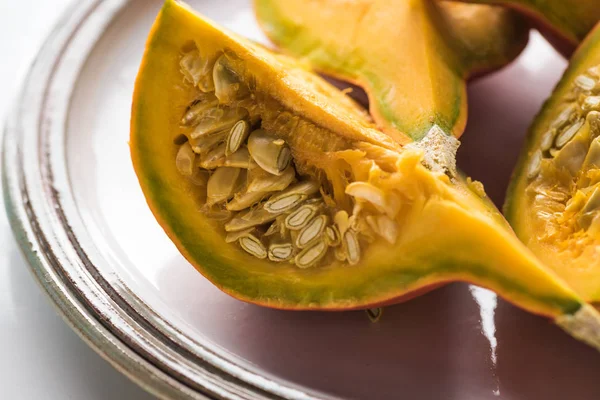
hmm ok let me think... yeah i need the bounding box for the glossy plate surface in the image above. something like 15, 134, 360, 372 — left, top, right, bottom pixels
4, 1, 600, 399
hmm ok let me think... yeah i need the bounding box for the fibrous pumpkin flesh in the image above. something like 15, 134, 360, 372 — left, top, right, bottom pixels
131, 0, 600, 350
506, 23, 600, 305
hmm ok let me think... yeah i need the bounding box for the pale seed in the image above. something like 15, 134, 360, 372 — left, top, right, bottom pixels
223, 147, 253, 168
176, 142, 196, 176
285, 205, 319, 230
268, 243, 295, 262
189, 168, 209, 186
583, 137, 600, 170
190, 129, 227, 155
553, 140, 588, 175
226, 120, 250, 156
213, 54, 248, 103
181, 94, 219, 126
263, 181, 319, 213
239, 234, 267, 259
343, 230, 361, 265
324, 225, 341, 247
296, 215, 328, 248
225, 208, 281, 232
191, 107, 248, 139
247, 165, 295, 193
555, 119, 584, 148
366, 308, 383, 323
527, 150, 543, 179
294, 240, 328, 268
575, 75, 597, 92
226, 191, 268, 211
346, 182, 399, 218
206, 167, 244, 205
583, 96, 600, 113
551, 105, 576, 130
180, 50, 204, 87
539, 129, 556, 151
247, 129, 292, 175
225, 228, 254, 243
199, 143, 226, 169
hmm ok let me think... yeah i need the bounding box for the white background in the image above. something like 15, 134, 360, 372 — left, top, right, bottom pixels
0, 1, 153, 398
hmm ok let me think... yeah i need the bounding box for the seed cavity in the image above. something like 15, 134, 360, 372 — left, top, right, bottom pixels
175, 45, 405, 268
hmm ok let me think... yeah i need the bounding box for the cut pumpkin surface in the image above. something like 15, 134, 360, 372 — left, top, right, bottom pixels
131, 0, 600, 351
506, 23, 600, 304
254, 0, 529, 141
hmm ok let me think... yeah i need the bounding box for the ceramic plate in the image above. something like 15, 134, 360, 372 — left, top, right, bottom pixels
4, 0, 600, 399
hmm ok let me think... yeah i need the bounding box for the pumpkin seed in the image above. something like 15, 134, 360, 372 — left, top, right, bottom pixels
225, 208, 281, 232
191, 107, 248, 139
181, 94, 219, 126
225, 228, 254, 243
343, 230, 361, 265
199, 143, 227, 169
575, 75, 597, 92
551, 105, 576, 130
296, 215, 328, 248
226, 190, 268, 211
176, 142, 196, 176
324, 225, 341, 247
527, 150, 543, 179
247, 165, 295, 193
539, 129, 556, 151
226, 120, 250, 156
223, 147, 253, 168
206, 167, 244, 205
583, 137, 600, 170
553, 140, 588, 175
239, 234, 267, 259
189, 168, 209, 186
268, 243, 295, 262
581, 187, 600, 215
285, 204, 319, 230
583, 96, 600, 113
366, 308, 383, 323
213, 54, 248, 103
294, 240, 328, 268
555, 119, 584, 149
180, 50, 204, 87
203, 205, 233, 221
263, 181, 319, 213
190, 129, 227, 155
247, 129, 292, 175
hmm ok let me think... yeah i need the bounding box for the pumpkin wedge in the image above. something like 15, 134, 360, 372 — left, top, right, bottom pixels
458, 0, 600, 56
254, 0, 529, 141
131, 0, 600, 350
506, 23, 600, 306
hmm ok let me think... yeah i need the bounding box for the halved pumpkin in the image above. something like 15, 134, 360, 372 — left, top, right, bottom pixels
131, 0, 600, 350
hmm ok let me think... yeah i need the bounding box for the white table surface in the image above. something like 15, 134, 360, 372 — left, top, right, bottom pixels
0, 1, 153, 399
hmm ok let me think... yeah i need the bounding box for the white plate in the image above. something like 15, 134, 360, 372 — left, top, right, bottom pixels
4, 0, 600, 399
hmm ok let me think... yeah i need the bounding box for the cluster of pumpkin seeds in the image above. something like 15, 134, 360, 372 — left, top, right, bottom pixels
173, 46, 401, 268
528, 65, 600, 238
